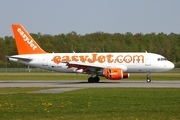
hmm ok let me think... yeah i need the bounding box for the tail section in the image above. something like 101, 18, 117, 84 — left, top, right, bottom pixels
12, 24, 47, 54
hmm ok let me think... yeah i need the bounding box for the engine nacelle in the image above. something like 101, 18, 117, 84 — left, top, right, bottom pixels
103, 68, 129, 80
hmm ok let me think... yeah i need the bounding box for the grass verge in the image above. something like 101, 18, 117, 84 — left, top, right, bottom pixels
0, 88, 179, 120
0, 72, 179, 80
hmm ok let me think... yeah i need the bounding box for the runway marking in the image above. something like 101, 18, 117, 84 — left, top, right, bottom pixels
34, 88, 84, 94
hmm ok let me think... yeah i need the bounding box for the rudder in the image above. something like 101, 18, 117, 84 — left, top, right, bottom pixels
12, 24, 47, 54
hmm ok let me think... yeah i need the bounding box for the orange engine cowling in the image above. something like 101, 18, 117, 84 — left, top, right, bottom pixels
103, 68, 129, 80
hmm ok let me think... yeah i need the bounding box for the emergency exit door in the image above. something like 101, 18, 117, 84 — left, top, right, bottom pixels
42, 55, 48, 66
145, 55, 151, 66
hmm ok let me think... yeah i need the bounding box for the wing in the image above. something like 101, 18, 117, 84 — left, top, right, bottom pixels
64, 61, 127, 73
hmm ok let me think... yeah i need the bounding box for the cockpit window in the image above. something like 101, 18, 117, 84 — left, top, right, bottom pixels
157, 58, 167, 61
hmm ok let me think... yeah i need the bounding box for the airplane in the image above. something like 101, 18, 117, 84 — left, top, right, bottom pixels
8, 24, 174, 83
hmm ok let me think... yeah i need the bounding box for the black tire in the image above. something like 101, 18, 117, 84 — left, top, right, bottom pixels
94, 76, 100, 83
146, 78, 151, 83
88, 77, 94, 83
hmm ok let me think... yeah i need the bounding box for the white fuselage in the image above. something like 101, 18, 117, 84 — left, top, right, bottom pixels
9, 52, 174, 73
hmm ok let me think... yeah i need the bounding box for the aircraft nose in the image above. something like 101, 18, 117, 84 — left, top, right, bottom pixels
167, 61, 174, 70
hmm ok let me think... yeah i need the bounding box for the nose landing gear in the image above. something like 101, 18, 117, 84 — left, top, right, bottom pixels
146, 72, 151, 83
146, 78, 151, 83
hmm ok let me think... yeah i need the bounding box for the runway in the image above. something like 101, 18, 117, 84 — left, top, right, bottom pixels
0, 80, 180, 93
0, 80, 180, 88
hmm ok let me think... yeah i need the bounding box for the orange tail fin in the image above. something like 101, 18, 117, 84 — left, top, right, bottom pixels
12, 24, 47, 54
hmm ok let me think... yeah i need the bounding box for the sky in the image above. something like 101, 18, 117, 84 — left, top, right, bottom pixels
0, 0, 180, 37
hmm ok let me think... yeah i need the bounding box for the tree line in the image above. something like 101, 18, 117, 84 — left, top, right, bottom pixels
0, 31, 180, 68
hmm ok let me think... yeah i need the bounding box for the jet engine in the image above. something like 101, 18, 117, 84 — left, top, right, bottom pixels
103, 68, 129, 80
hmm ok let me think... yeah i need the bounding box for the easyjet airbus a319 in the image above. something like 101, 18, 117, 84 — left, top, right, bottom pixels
9, 24, 174, 83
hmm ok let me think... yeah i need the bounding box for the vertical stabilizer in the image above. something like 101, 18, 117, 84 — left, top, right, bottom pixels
12, 24, 47, 54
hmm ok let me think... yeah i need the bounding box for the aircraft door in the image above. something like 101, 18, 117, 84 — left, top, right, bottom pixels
145, 55, 151, 66
42, 55, 48, 66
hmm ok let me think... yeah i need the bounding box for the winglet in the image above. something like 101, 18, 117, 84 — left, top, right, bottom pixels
12, 24, 47, 54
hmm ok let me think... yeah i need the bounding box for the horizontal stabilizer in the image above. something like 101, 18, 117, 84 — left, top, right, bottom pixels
8, 56, 32, 62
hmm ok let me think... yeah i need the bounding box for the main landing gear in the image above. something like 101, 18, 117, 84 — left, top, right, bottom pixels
146, 72, 151, 83
88, 76, 100, 83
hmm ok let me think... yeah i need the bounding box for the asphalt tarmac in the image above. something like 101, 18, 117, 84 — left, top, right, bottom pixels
0, 80, 180, 93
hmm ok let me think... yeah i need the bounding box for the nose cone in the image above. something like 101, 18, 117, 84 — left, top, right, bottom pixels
167, 61, 174, 70
156, 61, 175, 72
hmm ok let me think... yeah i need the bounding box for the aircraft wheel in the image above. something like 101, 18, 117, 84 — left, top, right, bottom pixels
88, 77, 94, 83
146, 78, 151, 83
94, 76, 100, 83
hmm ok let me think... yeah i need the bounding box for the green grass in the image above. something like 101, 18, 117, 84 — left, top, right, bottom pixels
0, 73, 92, 80
0, 72, 179, 80
0, 88, 180, 120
